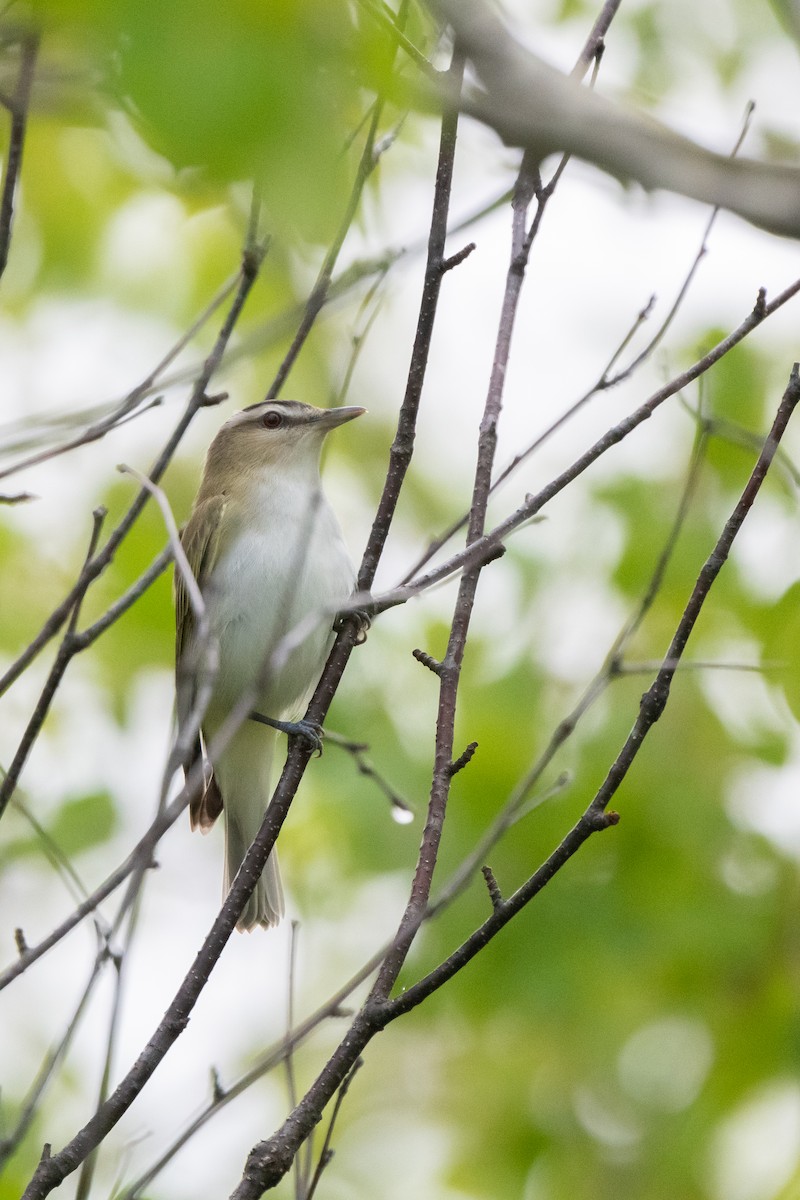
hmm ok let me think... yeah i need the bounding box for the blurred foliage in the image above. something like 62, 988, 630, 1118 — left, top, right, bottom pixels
4, 790, 116, 862
0, 3, 799, 1200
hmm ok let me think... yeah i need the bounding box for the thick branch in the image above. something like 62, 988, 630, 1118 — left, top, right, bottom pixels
227, 47, 468, 1200
429, 0, 800, 238
356, 53, 466, 592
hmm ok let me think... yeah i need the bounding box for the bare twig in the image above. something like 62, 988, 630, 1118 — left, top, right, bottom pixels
0, 271, 242, 481
0, 237, 264, 821
285, 922, 303, 1200
357, 0, 436, 77
0, 956, 105, 1166
9, 794, 112, 946
383, 362, 800, 1017
356, 52, 466, 592
430, 419, 709, 912
382, 279, 800, 611
368, 105, 540, 1012
74, 889, 145, 1200
17, 38, 461, 1192
305, 1060, 363, 1200
229, 42, 541, 1196
0, 512, 107, 820
326, 732, 415, 821
603, 100, 756, 388
266, 73, 394, 400
73, 547, 173, 649
116, 465, 203, 620
0, 759, 207, 993
0, 26, 38, 280
119, 945, 387, 1198
404, 98, 758, 584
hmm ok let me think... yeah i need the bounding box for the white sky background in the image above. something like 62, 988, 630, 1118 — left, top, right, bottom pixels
2, 4, 800, 1197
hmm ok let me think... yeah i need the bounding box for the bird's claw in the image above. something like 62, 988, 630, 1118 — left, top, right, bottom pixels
353, 609, 371, 644
250, 712, 324, 755
334, 609, 371, 644
286, 718, 324, 756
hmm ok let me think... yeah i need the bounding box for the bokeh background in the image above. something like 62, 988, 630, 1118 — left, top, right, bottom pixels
2, 1, 800, 1197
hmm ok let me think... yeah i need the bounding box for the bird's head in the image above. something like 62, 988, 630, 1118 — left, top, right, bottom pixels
202, 400, 365, 487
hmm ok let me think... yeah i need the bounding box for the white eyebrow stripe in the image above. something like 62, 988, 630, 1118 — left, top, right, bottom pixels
232, 401, 317, 427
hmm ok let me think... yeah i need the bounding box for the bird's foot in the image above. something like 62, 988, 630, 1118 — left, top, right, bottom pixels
285, 718, 324, 755
250, 711, 324, 755
334, 608, 371, 644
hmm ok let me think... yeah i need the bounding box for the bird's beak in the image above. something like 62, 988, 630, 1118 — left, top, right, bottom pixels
314, 405, 366, 430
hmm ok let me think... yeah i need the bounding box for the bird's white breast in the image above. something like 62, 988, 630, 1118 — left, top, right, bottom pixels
204, 468, 354, 726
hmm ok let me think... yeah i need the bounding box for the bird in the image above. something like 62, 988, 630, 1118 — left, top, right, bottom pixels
174, 400, 364, 931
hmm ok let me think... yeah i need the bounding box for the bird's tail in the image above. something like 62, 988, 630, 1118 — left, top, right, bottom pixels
216, 722, 285, 931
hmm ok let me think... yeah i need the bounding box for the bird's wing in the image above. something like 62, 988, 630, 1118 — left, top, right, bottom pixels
175, 494, 227, 829
174, 494, 226, 674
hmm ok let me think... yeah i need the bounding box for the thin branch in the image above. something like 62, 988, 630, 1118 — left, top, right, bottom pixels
0, 955, 106, 1166
0, 758, 208, 993
230, 38, 541, 1195
0, 236, 264, 819
326, 732, 415, 822
0, 26, 38, 280
403, 97, 756, 584
383, 362, 800, 1018
9, 795, 112, 946
16, 45, 460, 1186
682, 399, 800, 488
430, 419, 709, 912
379, 279, 800, 614
331, 270, 390, 408
285, 922, 302, 1200
356, 50, 466, 592
73, 908, 135, 1200
0, 270, 242, 481
305, 1061, 363, 1200
119, 942, 386, 1198
0, 488, 35, 503
615, 657, 772, 675
0, 512, 107, 820
357, 0, 437, 78
116, 465, 203, 620
266, 84, 389, 400
603, 100, 756, 388
369, 117, 540, 1008
73, 547, 173, 650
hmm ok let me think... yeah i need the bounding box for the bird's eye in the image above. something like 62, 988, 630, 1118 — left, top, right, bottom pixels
262, 411, 283, 430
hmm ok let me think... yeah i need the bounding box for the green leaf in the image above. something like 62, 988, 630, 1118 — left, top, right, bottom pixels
47, 790, 117, 855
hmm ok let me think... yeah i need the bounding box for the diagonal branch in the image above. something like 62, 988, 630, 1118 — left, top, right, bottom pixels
384, 362, 800, 1016
18, 44, 467, 1199
368, 143, 542, 1004
0, 25, 38, 281
372, 278, 800, 615
0, 237, 264, 821
427, 0, 800, 239
383, 362, 800, 1012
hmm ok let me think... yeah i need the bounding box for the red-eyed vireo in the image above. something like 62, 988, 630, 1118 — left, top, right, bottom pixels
174, 400, 364, 931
